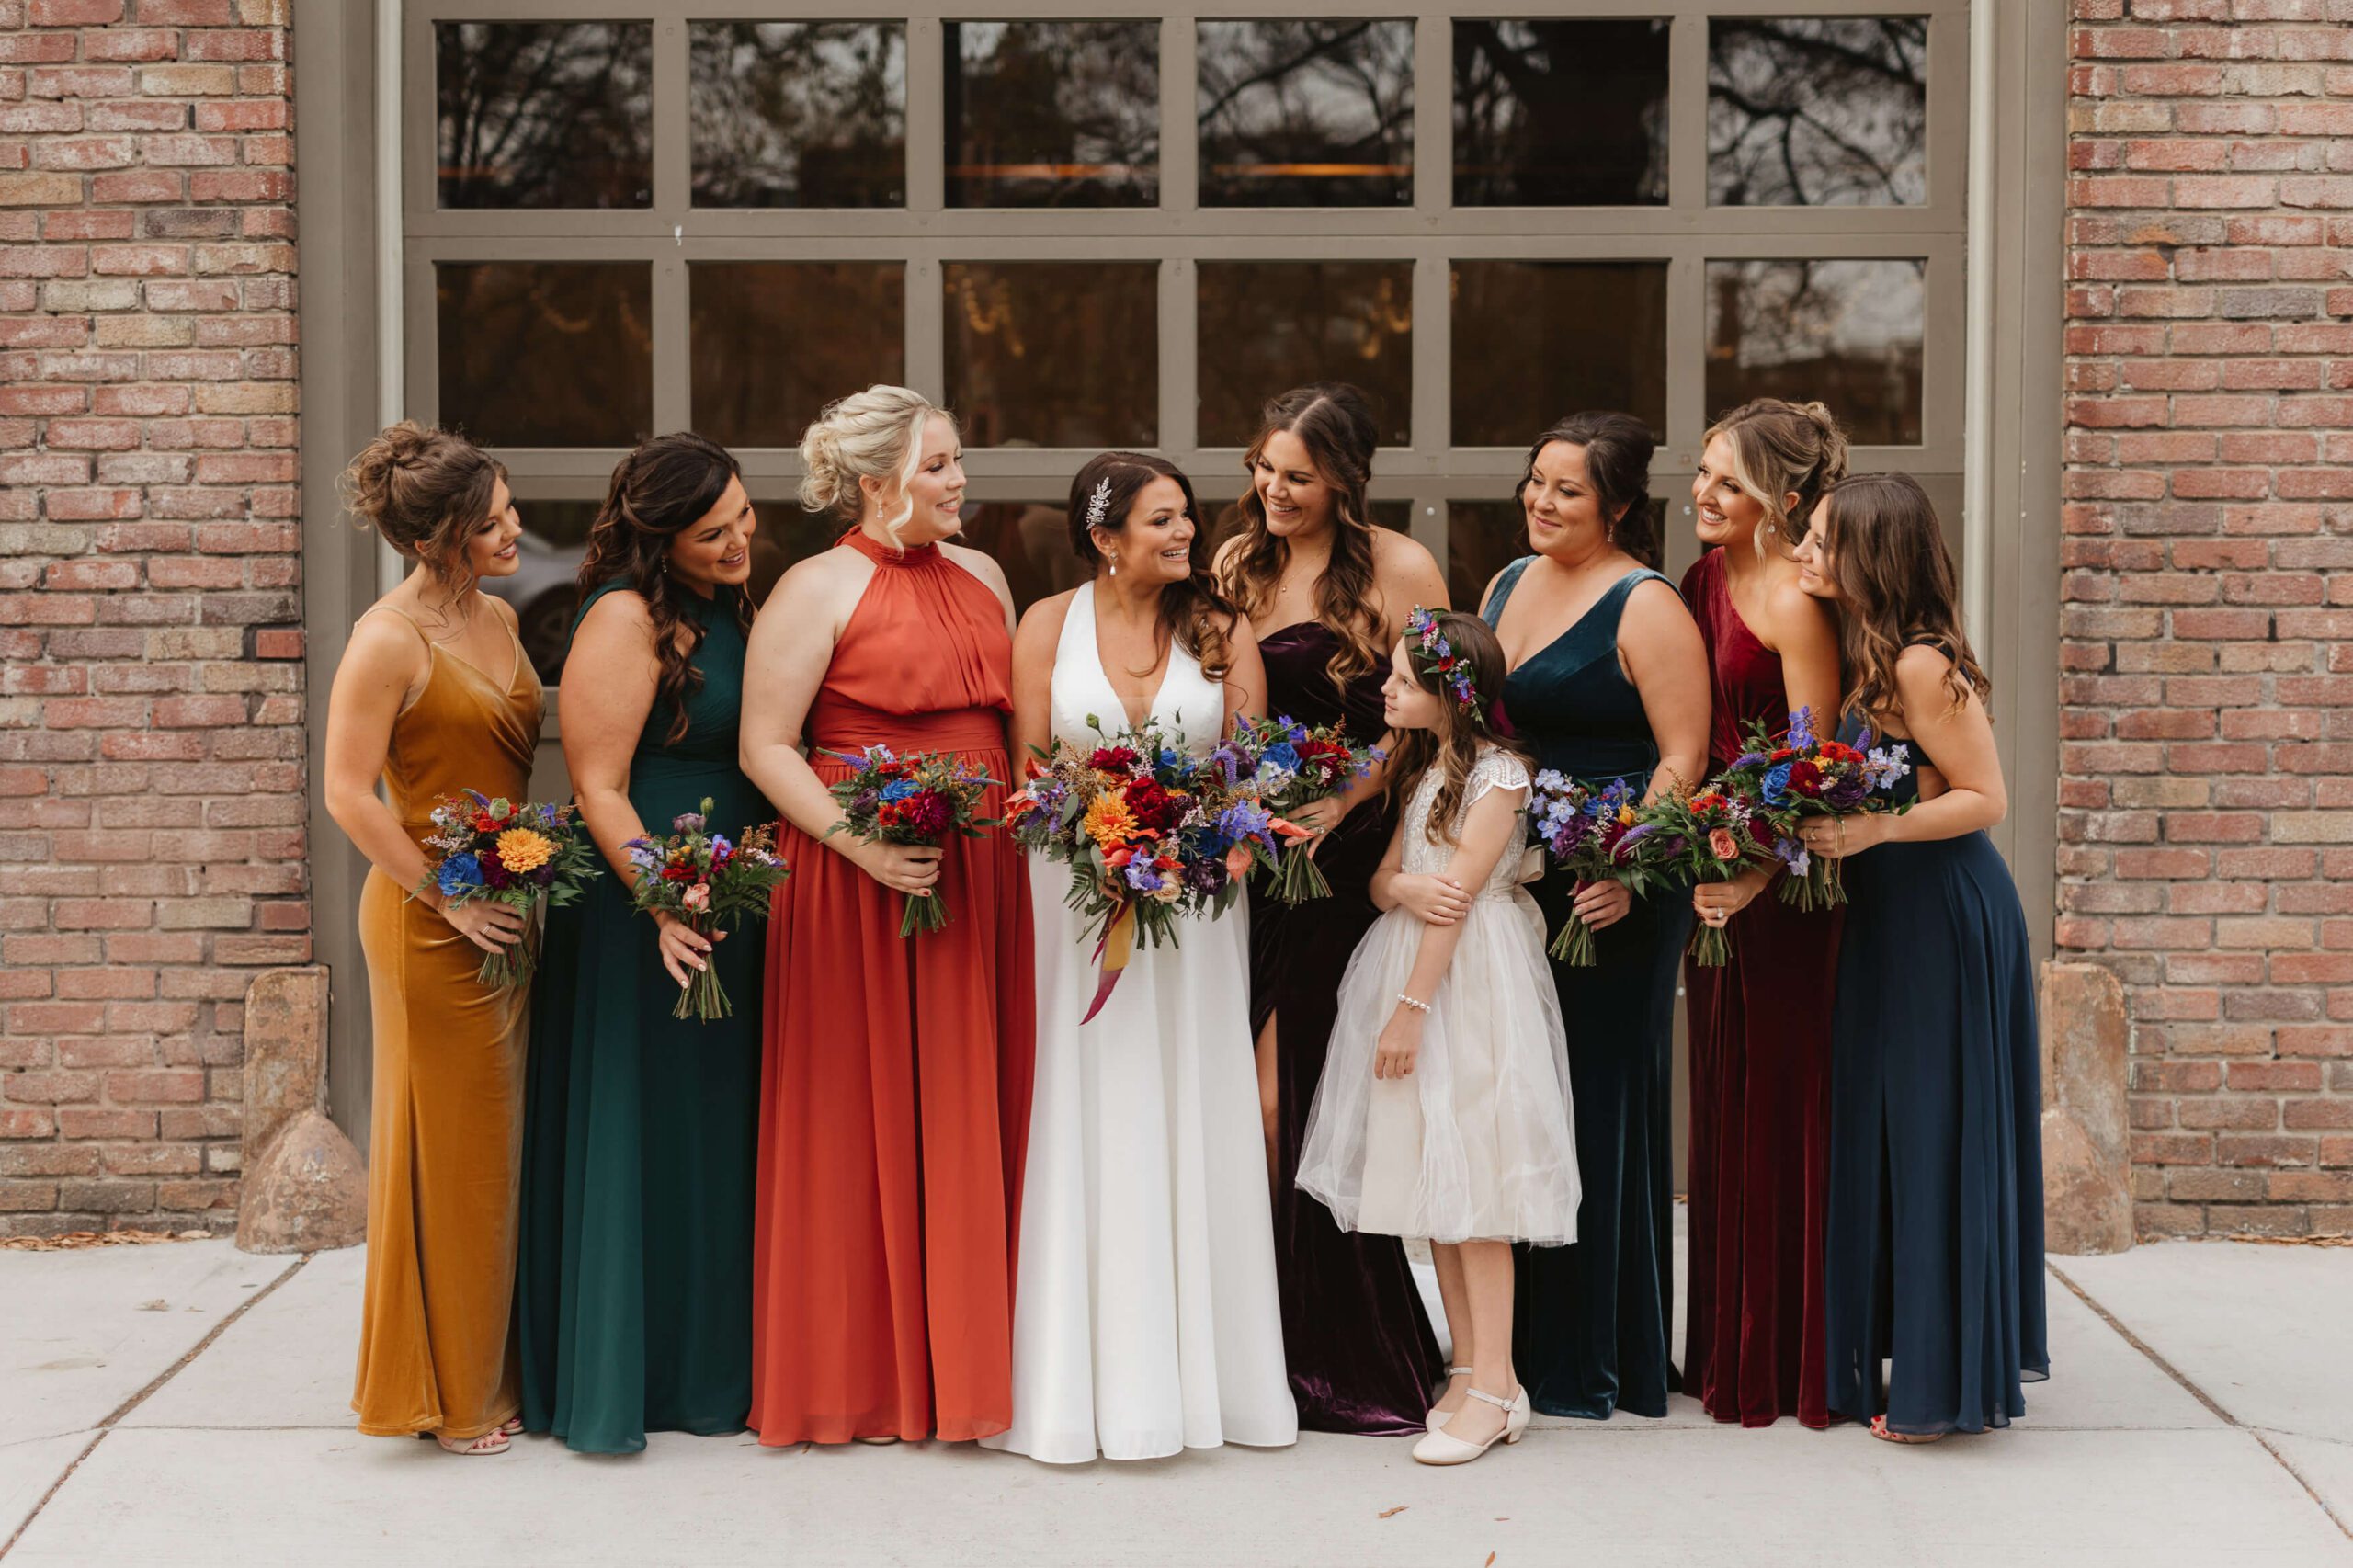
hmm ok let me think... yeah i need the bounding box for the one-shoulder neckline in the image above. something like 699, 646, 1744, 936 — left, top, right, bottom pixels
1491, 558, 1665, 671
1689, 548, 1773, 661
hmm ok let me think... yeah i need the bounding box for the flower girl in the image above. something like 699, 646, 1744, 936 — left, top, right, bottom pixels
1294, 608, 1579, 1467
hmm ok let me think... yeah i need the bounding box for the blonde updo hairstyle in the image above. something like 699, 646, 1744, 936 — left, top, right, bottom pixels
1702, 398, 1849, 556
339, 420, 506, 598
798, 384, 955, 548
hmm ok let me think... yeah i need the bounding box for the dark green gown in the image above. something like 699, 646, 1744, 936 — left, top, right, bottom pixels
516, 580, 770, 1454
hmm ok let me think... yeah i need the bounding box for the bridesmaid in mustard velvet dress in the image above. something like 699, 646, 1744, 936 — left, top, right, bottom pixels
324, 423, 540, 1456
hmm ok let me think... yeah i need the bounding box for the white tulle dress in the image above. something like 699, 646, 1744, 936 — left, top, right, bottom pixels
1294, 746, 1581, 1246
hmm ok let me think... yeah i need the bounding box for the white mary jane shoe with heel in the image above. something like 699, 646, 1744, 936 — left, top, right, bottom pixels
1411, 1384, 1529, 1466
1425, 1365, 1475, 1433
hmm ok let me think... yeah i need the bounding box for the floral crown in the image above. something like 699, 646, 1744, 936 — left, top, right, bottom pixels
1406, 606, 1484, 722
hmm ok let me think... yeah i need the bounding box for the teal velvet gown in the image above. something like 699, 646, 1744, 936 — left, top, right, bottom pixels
515, 580, 772, 1453
1483, 559, 1689, 1420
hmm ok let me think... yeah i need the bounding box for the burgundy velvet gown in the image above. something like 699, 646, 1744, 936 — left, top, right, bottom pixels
1678, 548, 1841, 1429
1250, 622, 1443, 1436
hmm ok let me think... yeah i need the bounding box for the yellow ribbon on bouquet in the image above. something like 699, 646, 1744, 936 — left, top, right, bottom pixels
1082, 901, 1137, 1024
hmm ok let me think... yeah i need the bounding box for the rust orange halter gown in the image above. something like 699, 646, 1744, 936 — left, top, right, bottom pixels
751, 529, 1036, 1445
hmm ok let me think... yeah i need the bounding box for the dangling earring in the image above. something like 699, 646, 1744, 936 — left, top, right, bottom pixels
1108, 560, 1118, 577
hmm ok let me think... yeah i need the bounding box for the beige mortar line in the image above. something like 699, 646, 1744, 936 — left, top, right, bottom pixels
2048, 1260, 2352, 1545
0, 1253, 310, 1562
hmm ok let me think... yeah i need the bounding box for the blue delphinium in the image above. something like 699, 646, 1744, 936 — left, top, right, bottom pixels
437, 852, 483, 897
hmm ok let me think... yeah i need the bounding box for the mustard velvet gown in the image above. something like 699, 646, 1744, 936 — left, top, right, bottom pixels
350, 605, 540, 1440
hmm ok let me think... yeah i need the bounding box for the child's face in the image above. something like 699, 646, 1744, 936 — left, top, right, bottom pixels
1381, 640, 1445, 733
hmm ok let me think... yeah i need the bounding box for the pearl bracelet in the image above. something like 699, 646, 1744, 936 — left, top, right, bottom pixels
1395, 993, 1431, 1015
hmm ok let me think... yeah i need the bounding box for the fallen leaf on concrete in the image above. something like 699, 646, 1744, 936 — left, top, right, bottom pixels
0, 1229, 201, 1252
1484, 1553, 1497, 1566
1377, 1506, 1407, 1519
138, 1300, 168, 1312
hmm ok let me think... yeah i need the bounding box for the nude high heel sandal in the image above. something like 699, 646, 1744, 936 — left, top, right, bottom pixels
1411, 1384, 1529, 1466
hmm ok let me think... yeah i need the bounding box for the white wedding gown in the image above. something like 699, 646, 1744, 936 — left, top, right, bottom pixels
983, 583, 1298, 1465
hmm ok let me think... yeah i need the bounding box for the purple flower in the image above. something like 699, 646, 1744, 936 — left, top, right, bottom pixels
672, 810, 707, 835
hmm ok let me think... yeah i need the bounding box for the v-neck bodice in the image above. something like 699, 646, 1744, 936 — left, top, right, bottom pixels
1049, 583, 1226, 755
1482, 557, 1672, 788
362, 603, 541, 833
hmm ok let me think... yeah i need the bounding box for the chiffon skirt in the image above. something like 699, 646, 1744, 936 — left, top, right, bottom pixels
1296, 892, 1578, 1245
1824, 831, 2048, 1435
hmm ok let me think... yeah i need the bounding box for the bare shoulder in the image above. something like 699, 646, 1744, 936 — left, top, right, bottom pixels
1015, 585, 1078, 647
574, 583, 651, 629
1370, 527, 1449, 617
346, 603, 429, 668
1765, 573, 1837, 643
1896, 640, 1959, 687
475, 590, 521, 633
1622, 573, 1692, 625
1211, 532, 1246, 575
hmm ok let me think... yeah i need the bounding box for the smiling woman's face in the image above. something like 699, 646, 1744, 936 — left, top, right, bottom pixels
1094, 475, 1199, 585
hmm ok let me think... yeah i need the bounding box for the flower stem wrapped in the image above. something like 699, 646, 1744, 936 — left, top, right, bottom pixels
620, 801, 790, 1020
415, 791, 602, 988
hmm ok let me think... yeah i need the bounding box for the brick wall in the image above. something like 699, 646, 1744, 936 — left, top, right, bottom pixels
0, 0, 303, 1236
2063, 0, 2353, 1239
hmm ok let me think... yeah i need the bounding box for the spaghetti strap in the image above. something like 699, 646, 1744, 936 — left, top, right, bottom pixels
356, 603, 428, 637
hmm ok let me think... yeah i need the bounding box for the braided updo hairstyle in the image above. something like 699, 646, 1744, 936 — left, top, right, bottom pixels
575, 432, 747, 744
1702, 398, 1850, 555
338, 421, 506, 601
798, 384, 954, 548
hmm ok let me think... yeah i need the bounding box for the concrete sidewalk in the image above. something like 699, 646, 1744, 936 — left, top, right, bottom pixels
3, 1234, 2347, 1568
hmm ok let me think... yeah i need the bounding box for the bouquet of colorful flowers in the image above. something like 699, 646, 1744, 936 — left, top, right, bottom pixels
1527, 772, 1662, 966
1006, 716, 1283, 1022
1227, 714, 1384, 905
415, 790, 601, 987
823, 745, 1001, 937
1631, 780, 1774, 967
1712, 707, 1913, 911
620, 801, 790, 1021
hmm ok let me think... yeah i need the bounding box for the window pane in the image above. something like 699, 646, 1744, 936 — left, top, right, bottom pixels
1197, 20, 1414, 208
946, 21, 1159, 208
1453, 19, 1668, 207
1196, 261, 1412, 448
1446, 499, 1524, 617
690, 263, 906, 449
436, 262, 651, 448
1450, 261, 1666, 447
689, 23, 906, 209
960, 501, 1091, 612
747, 499, 846, 607
945, 262, 1157, 447
1709, 18, 1927, 207
436, 23, 651, 210
1705, 259, 1925, 446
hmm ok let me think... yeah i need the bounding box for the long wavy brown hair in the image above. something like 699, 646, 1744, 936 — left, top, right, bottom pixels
1069, 450, 1237, 680
1815, 472, 1990, 732
1216, 383, 1385, 688
575, 432, 749, 744
1385, 611, 1528, 846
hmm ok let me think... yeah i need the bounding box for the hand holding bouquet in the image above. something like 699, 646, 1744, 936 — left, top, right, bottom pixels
1228, 714, 1384, 904
1006, 717, 1282, 1021
1528, 772, 1660, 965
824, 745, 1001, 937
621, 801, 790, 1021
415, 791, 601, 987
1632, 781, 1773, 967
1714, 706, 1912, 911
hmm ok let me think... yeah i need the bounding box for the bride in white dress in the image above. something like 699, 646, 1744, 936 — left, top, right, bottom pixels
985, 452, 1298, 1465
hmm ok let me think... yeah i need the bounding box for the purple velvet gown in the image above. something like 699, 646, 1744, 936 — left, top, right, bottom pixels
1251, 621, 1443, 1436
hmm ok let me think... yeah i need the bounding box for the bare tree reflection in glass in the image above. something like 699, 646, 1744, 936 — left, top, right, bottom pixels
1197, 20, 1415, 208
436, 22, 652, 209
689, 264, 906, 448
946, 21, 1160, 208
1708, 17, 1927, 207
689, 23, 906, 209
944, 262, 1158, 447
1452, 19, 1668, 207
1451, 260, 1668, 447
1706, 259, 1925, 445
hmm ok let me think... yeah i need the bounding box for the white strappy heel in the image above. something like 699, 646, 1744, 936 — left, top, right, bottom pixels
1426, 1366, 1475, 1433
1412, 1384, 1529, 1466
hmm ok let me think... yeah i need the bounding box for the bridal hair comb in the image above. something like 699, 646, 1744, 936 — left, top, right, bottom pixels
1085, 476, 1114, 530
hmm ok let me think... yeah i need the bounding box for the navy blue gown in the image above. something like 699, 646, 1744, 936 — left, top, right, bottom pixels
1483, 560, 1689, 1421
1823, 724, 2048, 1435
